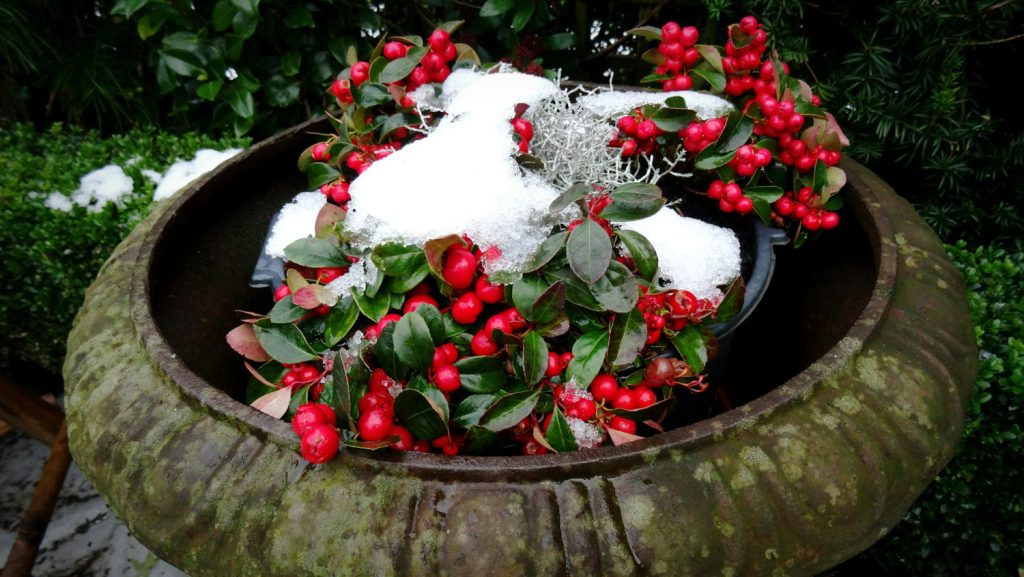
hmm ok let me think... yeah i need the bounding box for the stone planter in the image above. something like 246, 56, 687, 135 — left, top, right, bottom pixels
64, 118, 976, 577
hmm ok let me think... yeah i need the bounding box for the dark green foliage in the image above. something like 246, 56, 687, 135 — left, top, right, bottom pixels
0, 124, 248, 375
866, 243, 1024, 576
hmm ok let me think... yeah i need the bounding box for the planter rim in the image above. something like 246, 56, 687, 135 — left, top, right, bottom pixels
129, 118, 896, 480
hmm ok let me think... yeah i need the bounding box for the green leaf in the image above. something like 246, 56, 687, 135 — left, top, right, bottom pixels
159, 49, 203, 76
305, 162, 340, 189
374, 321, 407, 379
462, 426, 498, 454
512, 0, 535, 31
566, 331, 609, 386
253, 320, 318, 364
545, 267, 602, 310
511, 275, 545, 320
693, 66, 726, 93
524, 231, 568, 273
196, 80, 223, 101
480, 0, 516, 17
453, 394, 496, 428
112, 0, 151, 17
281, 51, 301, 76
380, 47, 427, 83
567, 219, 613, 284
394, 389, 448, 440
413, 304, 445, 345
283, 5, 314, 28
545, 408, 578, 452
716, 111, 754, 153
372, 243, 426, 277
743, 185, 784, 203
330, 354, 355, 431
268, 295, 305, 324
211, 0, 235, 31
480, 390, 540, 432
667, 326, 708, 373
231, 0, 259, 15
602, 185, 666, 222
324, 298, 360, 348
616, 229, 659, 281
232, 10, 258, 38
284, 237, 347, 267
265, 74, 300, 107
812, 158, 829, 196
650, 106, 696, 133
136, 11, 167, 40
454, 356, 508, 394
590, 261, 638, 313
353, 83, 392, 108
407, 375, 450, 421
608, 306, 647, 369
626, 26, 662, 40
714, 278, 745, 324
393, 313, 434, 370
522, 330, 548, 386
544, 32, 576, 50
352, 287, 390, 322
389, 262, 430, 294
696, 45, 723, 73
694, 147, 736, 171
228, 88, 255, 118
530, 281, 567, 325
549, 183, 590, 213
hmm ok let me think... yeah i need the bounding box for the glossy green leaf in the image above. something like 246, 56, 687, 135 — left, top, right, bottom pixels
522, 330, 548, 386
608, 306, 647, 369
545, 407, 578, 452
352, 286, 390, 322
372, 243, 425, 276
714, 277, 745, 324
284, 237, 347, 267
602, 184, 665, 221
590, 261, 638, 313
567, 219, 613, 284
650, 106, 696, 132
393, 312, 434, 370
524, 231, 568, 272
394, 389, 448, 440
353, 83, 392, 108
407, 375, 449, 421
413, 304, 445, 345
667, 325, 708, 373
305, 162, 341, 189
549, 183, 590, 213
330, 354, 355, 431
324, 296, 359, 347
480, 390, 540, 432
743, 185, 784, 203
693, 65, 726, 93
454, 355, 508, 394
253, 320, 318, 364
512, 0, 535, 31
626, 26, 662, 40
462, 426, 498, 454
545, 267, 602, 310
566, 331, 609, 386
453, 394, 496, 428
615, 229, 659, 281
268, 295, 305, 324
380, 47, 427, 83
480, 0, 516, 17
374, 322, 406, 379
530, 281, 567, 325
281, 51, 301, 76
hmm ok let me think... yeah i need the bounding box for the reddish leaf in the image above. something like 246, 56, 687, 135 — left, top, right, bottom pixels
251, 386, 291, 418
227, 323, 271, 362
292, 286, 323, 309
607, 427, 644, 446
316, 203, 347, 239
244, 361, 279, 388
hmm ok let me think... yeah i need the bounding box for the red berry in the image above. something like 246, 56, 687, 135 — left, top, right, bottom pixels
707, 180, 725, 200
292, 403, 329, 436
740, 16, 759, 34
821, 212, 840, 230
471, 330, 499, 356
797, 187, 814, 204
671, 74, 693, 91
501, 307, 528, 331
680, 26, 699, 47
300, 424, 340, 464
391, 425, 414, 451
636, 119, 659, 141
442, 247, 477, 289
377, 313, 401, 333
409, 66, 431, 88
413, 440, 430, 452
451, 292, 483, 325
433, 364, 462, 393
590, 374, 619, 402
358, 408, 394, 441
635, 387, 658, 408
474, 275, 504, 304
545, 352, 564, 377
703, 118, 725, 140
609, 416, 636, 435
723, 183, 743, 203
522, 438, 548, 455
574, 398, 597, 421
617, 115, 639, 135
512, 118, 534, 141
612, 389, 636, 410
312, 142, 330, 161
368, 368, 397, 395
428, 29, 451, 52
775, 197, 794, 216
329, 183, 351, 204
660, 22, 681, 42
735, 197, 754, 214
383, 41, 408, 60
422, 52, 446, 71
350, 61, 370, 86
317, 266, 346, 284
484, 313, 512, 336
403, 294, 439, 314
560, 352, 574, 366
358, 391, 394, 417
274, 284, 291, 301
802, 213, 822, 231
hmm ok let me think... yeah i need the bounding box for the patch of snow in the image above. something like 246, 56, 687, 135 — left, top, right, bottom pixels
578, 90, 733, 121
141, 168, 162, 183
264, 191, 327, 259
326, 258, 380, 301
153, 148, 242, 200
43, 192, 74, 212
620, 206, 740, 300
567, 417, 604, 449
64, 165, 134, 213
346, 70, 569, 276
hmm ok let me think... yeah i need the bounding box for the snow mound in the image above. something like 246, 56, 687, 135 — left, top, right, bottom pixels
264, 191, 327, 259
153, 148, 242, 200
579, 90, 733, 120
621, 207, 740, 300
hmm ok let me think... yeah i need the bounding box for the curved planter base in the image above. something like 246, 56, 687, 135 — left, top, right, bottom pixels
65, 120, 975, 577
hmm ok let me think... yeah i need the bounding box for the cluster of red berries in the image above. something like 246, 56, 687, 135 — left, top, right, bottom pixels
344, 142, 399, 175
728, 144, 773, 177
319, 181, 351, 206
293, 403, 340, 463
638, 287, 716, 344
654, 22, 701, 91
706, 180, 754, 214
403, 29, 458, 91
773, 187, 839, 231
722, 16, 768, 96
776, 133, 840, 173
609, 110, 665, 157
679, 117, 726, 155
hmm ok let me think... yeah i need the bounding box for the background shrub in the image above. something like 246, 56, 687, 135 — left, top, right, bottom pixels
0, 124, 248, 380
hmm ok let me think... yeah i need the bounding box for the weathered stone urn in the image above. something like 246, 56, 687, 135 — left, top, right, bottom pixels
64, 118, 976, 577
